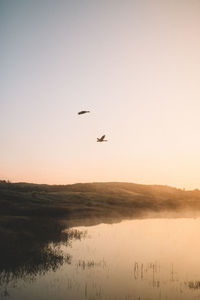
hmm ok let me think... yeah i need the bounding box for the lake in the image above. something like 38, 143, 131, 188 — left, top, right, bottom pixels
1, 218, 200, 300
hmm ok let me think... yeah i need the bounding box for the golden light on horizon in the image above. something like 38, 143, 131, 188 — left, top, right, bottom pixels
1, 0, 200, 189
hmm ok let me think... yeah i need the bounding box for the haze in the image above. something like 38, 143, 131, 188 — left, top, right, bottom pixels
1, 0, 200, 189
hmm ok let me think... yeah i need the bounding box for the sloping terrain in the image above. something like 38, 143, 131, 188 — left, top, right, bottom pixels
1, 181, 200, 219
1, 181, 200, 284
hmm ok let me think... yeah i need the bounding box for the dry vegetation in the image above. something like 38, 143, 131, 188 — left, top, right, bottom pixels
1, 181, 200, 220
1, 180, 200, 288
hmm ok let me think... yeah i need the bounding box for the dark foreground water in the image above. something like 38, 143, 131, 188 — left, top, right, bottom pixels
1, 218, 200, 300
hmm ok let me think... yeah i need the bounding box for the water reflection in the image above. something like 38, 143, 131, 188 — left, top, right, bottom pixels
0, 218, 85, 298
62, 218, 200, 300
1, 218, 200, 300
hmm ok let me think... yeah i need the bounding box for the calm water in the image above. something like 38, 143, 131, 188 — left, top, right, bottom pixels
1, 218, 200, 300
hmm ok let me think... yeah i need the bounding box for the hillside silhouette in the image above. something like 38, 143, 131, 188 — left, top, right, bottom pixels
1, 180, 200, 291
1, 181, 200, 220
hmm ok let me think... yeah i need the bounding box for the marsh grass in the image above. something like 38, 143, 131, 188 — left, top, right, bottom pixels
1, 180, 200, 294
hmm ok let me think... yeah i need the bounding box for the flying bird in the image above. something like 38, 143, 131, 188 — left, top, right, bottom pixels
97, 135, 108, 142
78, 110, 90, 115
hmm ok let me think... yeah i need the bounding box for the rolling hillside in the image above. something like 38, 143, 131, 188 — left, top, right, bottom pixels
1, 181, 200, 220
1, 181, 200, 279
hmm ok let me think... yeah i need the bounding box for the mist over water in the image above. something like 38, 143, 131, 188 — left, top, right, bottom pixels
1, 217, 200, 300
1, 0, 200, 298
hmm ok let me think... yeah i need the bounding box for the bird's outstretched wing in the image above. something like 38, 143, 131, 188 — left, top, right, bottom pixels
100, 135, 105, 141
78, 110, 90, 115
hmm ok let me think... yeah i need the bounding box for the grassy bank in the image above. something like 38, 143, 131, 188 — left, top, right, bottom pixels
1, 180, 200, 288
1, 181, 200, 220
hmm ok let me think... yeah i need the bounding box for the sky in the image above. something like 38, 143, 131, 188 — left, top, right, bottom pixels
1, 0, 200, 189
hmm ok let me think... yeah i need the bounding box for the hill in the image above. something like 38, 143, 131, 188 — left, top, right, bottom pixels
1, 181, 200, 284
1, 181, 200, 220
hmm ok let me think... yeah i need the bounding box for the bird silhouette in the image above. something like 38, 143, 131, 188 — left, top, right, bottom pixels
97, 135, 108, 142
78, 110, 90, 115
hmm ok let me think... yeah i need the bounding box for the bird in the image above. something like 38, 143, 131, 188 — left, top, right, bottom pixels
78, 110, 90, 115
97, 135, 108, 142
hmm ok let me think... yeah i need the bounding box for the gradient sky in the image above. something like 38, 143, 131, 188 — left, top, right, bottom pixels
1, 0, 200, 189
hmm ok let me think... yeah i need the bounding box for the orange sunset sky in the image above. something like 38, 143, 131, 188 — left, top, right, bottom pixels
1, 0, 200, 189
